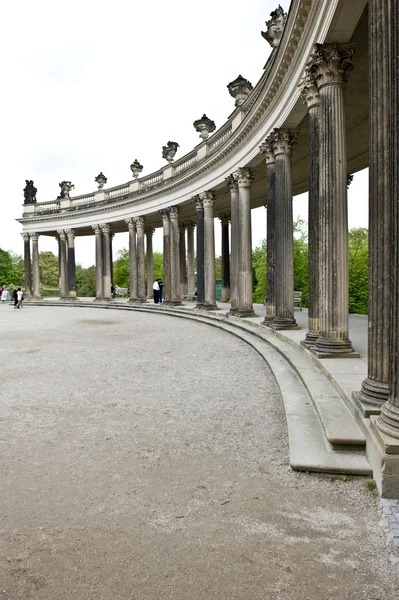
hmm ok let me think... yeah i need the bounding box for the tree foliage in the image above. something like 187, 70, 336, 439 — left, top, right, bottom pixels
348, 227, 368, 314
76, 265, 96, 297
39, 251, 58, 287
0, 248, 23, 286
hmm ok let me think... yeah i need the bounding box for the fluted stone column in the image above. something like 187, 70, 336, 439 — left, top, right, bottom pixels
31, 233, 41, 299
299, 72, 321, 347
66, 229, 76, 298
260, 136, 276, 324
226, 175, 239, 314
268, 130, 298, 330
179, 223, 187, 298
194, 196, 205, 308
93, 225, 103, 299
160, 209, 171, 303
21, 233, 32, 300
377, 1, 399, 439
169, 207, 182, 305
101, 223, 112, 300
233, 168, 255, 317
308, 43, 357, 357
201, 191, 217, 310
109, 233, 114, 288
146, 228, 154, 299
219, 214, 230, 302
186, 222, 196, 299
125, 218, 137, 302
135, 217, 147, 303
57, 230, 68, 298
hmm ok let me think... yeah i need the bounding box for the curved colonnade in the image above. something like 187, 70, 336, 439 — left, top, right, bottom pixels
17, 0, 399, 496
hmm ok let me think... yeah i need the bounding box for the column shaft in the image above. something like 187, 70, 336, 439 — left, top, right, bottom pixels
93, 226, 103, 299
187, 223, 196, 299
201, 192, 217, 309
58, 230, 68, 298
260, 137, 277, 324
220, 215, 230, 302
109, 234, 114, 287
179, 224, 187, 298
271, 130, 297, 330
136, 218, 147, 302
169, 207, 182, 305
31, 234, 41, 298
194, 198, 205, 308
234, 169, 255, 317
22, 233, 32, 299
227, 177, 239, 313
67, 230, 76, 297
102, 224, 112, 299
161, 210, 171, 303
126, 219, 137, 301
146, 229, 154, 299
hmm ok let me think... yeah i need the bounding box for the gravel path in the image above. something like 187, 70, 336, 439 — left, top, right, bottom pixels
1, 306, 398, 599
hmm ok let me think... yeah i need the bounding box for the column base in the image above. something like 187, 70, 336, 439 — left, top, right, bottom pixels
203, 303, 220, 311
128, 298, 146, 304
270, 317, 299, 331
300, 331, 319, 349
235, 309, 257, 318
352, 391, 383, 418
184, 295, 197, 301
311, 337, 359, 359
168, 300, 183, 306
263, 315, 275, 326
376, 403, 399, 441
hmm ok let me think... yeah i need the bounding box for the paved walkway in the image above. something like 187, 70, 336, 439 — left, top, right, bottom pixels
1, 305, 398, 599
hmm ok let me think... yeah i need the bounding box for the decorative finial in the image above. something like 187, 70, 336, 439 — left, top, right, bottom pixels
162, 141, 179, 163
193, 114, 216, 140
227, 75, 253, 107
130, 159, 144, 179
23, 180, 37, 204
94, 172, 107, 189
58, 181, 75, 199
261, 5, 287, 48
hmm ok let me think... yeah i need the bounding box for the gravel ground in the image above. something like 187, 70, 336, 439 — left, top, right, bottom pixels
0, 305, 398, 600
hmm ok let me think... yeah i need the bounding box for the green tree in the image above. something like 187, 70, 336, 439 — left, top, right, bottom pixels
39, 251, 58, 287
293, 218, 309, 307
0, 248, 22, 286
112, 249, 165, 290
252, 241, 266, 304
76, 265, 96, 297
348, 227, 368, 314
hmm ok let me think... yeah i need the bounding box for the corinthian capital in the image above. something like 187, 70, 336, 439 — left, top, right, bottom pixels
259, 133, 276, 165
125, 218, 136, 230
57, 229, 67, 240
225, 174, 238, 191
169, 206, 180, 219
200, 190, 216, 207
272, 129, 298, 156
21, 232, 30, 241
134, 216, 145, 228
308, 43, 355, 89
30, 233, 39, 242
233, 167, 255, 186
65, 229, 75, 240
100, 223, 111, 234
299, 70, 320, 109
92, 224, 102, 234
219, 213, 230, 225
159, 208, 171, 221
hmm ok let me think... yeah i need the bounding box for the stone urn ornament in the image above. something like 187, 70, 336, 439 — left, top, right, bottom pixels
94, 172, 107, 189
227, 75, 253, 107
130, 159, 144, 179
58, 181, 75, 199
261, 5, 287, 48
162, 141, 179, 163
23, 180, 37, 204
193, 114, 216, 140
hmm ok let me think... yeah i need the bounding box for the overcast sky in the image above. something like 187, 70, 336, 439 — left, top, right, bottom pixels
1, 0, 368, 268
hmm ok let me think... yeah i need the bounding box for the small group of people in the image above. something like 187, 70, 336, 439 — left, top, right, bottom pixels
152, 279, 164, 304
1, 285, 24, 308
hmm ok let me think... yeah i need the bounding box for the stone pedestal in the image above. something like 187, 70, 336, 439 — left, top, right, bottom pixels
194, 196, 205, 309
219, 214, 230, 302
160, 209, 171, 304
57, 230, 68, 298
101, 224, 112, 300
31, 233, 41, 299
226, 175, 239, 314
270, 129, 298, 330
169, 207, 182, 305
146, 228, 154, 299
309, 44, 357, 357
135, 217, 147, 303
93, 225, 103, 300
260, 136, 275, 324
21, 233, 32, 300
233, 168, 255, 317
201, 191, 218, 310
186, 222, 196, 299
125, 218, 138, 302
299, 73, 321, 347
66, 229, 76, 298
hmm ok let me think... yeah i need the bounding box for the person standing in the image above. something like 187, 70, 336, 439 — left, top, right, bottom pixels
158, 279, 164, 304
1, 286, 7, 303
15, 288, 23, 309
153, 279, 160, 303
12, 287, 18, 308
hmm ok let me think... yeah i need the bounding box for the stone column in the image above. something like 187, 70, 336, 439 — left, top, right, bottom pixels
169, 207, 182, 305
194, 196, 205, 308
226, 175, 239, 314
309, 43, 357, 357
270, 129, 298, 330
201, 191, 217, 310
21, 233, 32, 300
179, 222, 187, 298
109, 233, 114, 288
135, 217, 147, 303
146, 228, 154, 299
353, 2, 391, 413
160, 209, 171, 303
186, 222, 196, 299
66, 229, 76, 298
260, 135, 276, 324
219, 214, 230, 302
57, 230, 68, 299
31, 233, 41, 299
125, 218, 137, 301
377, 1, 399, 438
299, 72, 321, 346
233, 168, 255, 317
101, 223, 112, 300
93, 225, 103, 299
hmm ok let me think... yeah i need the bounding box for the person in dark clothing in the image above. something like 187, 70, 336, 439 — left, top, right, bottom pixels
153, 279, 160, 303
158, 279, 164, 303
12, 288, 18, 307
